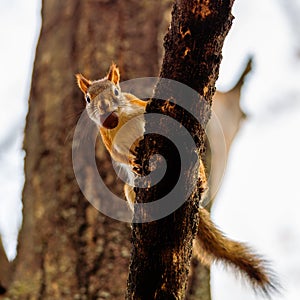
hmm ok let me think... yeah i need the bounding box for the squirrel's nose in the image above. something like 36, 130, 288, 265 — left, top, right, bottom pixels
97, 99, 110, 112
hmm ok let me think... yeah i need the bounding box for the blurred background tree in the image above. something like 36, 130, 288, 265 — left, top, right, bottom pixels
0, 239, 11, 295
2, 1, 171, 299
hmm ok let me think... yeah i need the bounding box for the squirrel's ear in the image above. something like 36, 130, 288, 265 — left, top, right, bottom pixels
76, 74, 92, 94
107, 63, 120, 85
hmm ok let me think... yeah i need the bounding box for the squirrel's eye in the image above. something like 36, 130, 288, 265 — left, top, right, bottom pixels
114, 87, 119, 97
85, 94, 91, 104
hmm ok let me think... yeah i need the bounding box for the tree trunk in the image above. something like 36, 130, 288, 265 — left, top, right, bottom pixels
127, 1, 235, 299
7, 1, 168, 299
0, 239, 11, 296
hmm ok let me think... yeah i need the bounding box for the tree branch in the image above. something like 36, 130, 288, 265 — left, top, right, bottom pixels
127, 1, 235, 299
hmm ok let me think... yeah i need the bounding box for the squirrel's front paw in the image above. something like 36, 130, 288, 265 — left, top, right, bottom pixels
129, 158, 143, 175
131, 155, 163, 176
132, 163, 142, 174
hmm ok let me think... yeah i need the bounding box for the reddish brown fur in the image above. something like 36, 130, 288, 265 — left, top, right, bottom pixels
194, 208, 278, 295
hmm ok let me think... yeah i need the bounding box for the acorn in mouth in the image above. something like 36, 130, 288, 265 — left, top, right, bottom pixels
100, 111, 119, 129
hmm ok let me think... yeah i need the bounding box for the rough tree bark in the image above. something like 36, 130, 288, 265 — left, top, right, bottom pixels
127, 1, 235, 299
5, 1, 169, 299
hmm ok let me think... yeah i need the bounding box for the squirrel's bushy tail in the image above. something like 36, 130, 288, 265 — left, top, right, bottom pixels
195, 207, 279, 296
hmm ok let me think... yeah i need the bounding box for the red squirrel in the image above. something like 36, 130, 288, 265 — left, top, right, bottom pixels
76, 64, 278, 296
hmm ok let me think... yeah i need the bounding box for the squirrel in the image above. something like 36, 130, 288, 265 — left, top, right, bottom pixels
76, 63, 278, 296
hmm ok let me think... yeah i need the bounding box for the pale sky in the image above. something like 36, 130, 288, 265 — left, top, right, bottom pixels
0, 0, 41, 258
